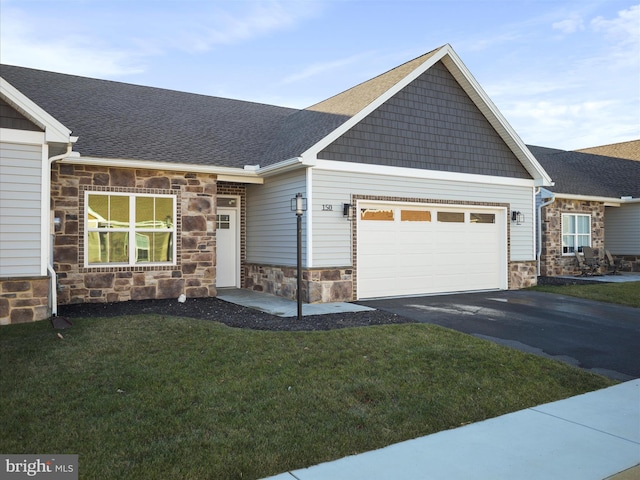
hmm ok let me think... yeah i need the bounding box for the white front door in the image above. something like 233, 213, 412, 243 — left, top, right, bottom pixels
216, 207, 238, 287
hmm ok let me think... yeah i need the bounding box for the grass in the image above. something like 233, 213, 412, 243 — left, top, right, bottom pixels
532, 281, 640, 308
1, 315, 614, 480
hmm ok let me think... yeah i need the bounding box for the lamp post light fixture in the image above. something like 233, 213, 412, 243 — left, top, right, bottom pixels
291, 193, 307, 320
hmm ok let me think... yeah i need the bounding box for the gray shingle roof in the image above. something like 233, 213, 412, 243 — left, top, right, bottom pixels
1, 64, 298, 168
528, 145, 640, 198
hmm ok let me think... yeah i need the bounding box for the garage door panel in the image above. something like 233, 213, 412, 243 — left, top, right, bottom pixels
358, 203, 505, 299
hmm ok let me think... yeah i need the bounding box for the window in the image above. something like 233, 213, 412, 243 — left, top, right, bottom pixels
437, 211, 464, 223
562, 214, 591, 254
86, 192, 176, 265
470, 213, 495, 224
401, 210, 431, 222
360, 208, 394, 221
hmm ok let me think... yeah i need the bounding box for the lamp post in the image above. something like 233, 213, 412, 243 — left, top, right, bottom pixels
291, 193, 307, 321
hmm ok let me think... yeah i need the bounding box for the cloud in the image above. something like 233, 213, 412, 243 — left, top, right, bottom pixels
281, 52, 375, 84
590, 4, 639, 46
0, 3, 147, 77
552, 13, 585, 34
170, 1, 323, 53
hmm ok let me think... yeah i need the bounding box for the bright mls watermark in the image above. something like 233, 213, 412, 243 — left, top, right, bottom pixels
1, 455, 77, 479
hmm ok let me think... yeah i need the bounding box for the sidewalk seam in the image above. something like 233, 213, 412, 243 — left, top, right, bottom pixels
528, 407, 640, 445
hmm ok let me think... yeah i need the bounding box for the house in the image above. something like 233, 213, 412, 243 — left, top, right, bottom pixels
530, 146, 640, 277
0, 44, 553, 325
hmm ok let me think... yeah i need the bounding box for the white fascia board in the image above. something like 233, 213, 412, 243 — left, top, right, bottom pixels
58, 156, 264, 184
0, 77, 73, 144
551, 192, 625, 205
439, 49, 553, 187
0, 127, 45, 145
313, 159, 538, 188
256, 157, 311, 177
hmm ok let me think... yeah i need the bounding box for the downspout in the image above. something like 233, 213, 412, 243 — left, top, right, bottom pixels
536, 188, 555, 276
47, 143, 76, 316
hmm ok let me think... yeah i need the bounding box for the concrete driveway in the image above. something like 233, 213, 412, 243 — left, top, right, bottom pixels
358, 290, 640, 381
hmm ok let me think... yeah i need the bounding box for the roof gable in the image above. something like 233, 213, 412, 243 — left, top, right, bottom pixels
0, 75, 73, 143
299, 45, 551, 185
317, 61, 532, 179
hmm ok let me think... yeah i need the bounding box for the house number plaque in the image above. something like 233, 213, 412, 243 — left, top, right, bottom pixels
322, 204, 333, 211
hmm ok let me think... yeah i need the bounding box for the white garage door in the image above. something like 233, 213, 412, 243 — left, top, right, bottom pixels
357, 202, 506, 299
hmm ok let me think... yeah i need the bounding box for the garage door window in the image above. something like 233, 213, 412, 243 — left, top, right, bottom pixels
401, 210, 431, 222
437, 212, 464, 223
471, 213, 495, 224
361, 208, 394, 221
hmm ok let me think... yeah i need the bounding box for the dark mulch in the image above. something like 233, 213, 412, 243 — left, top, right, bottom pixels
56, 297, 415, 331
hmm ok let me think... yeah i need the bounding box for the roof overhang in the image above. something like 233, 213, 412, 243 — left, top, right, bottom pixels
0, 76, 74, 144
551, 192, 639, 206
57, 155, 264, 184
299, 44, 553, 187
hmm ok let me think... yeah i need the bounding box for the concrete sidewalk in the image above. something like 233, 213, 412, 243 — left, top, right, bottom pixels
216, 288, 374, 317
263, 380, 639, 480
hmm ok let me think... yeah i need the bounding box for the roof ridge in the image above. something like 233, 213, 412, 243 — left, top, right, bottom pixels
304, 45, 445, 116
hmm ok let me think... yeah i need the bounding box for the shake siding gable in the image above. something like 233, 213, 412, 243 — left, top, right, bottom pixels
318, 62, 531, 179
0, 141, 43, 276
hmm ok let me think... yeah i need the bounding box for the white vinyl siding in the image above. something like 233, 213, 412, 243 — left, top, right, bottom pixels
605, 204, 640, 255
246, 170, 307, 266
0, 141, 44, 276
310, 168, 535, 267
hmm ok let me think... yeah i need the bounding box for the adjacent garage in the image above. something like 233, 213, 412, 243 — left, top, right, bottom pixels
357, 201, 507, 299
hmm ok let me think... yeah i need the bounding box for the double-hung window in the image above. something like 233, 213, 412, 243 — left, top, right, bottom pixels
86, 192, 176, 266
562, 213, 591, 254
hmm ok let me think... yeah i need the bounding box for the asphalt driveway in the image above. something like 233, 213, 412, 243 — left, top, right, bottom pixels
358, 290, 640, 381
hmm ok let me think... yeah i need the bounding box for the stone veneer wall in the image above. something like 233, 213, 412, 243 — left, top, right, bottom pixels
52, 163, 220, 305
0, 277, 50, 324
540, 199, 605, 277
244, 264, 354, 303
509, 261, 537, 289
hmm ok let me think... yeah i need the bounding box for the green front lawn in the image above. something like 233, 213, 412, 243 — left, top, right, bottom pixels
1, 315, 614, 480
532, 281, 640, 308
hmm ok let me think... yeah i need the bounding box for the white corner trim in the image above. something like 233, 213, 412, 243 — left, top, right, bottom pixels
0, 77, 73, 144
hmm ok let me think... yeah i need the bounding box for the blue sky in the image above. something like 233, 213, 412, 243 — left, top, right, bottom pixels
1, 0, 638, 150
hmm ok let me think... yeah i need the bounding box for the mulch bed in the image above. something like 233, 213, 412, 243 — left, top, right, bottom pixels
56, 297, 414, 331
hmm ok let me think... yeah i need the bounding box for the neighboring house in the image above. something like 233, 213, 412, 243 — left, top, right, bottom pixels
1, 44, 553, 325
576, 140, 640, 161
530, 146, 640, 277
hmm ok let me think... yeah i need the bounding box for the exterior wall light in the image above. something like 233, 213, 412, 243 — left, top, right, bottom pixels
511, 211, 525, 225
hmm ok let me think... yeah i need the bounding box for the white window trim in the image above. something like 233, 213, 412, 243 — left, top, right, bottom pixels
561, 213, 591, 256
84, 191, 177, 267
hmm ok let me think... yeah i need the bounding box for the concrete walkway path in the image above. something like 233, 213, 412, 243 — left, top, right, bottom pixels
263, 380, 639, 480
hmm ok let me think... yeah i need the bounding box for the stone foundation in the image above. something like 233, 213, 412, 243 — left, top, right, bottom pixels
0, 277, 51, 325
244, 264, 354, 303
509, 261, 537, 289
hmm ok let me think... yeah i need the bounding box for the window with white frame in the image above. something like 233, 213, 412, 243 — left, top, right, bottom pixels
562, 213, 591, 254
86, 192, 176, 266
